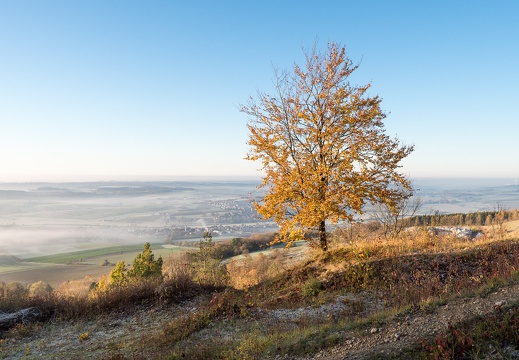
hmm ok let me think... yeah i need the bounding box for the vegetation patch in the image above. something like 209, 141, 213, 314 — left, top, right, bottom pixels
421, 301, 519, 359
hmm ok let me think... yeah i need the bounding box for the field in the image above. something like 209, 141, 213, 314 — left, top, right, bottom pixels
4, 214, 519, 359
0, 243, 191, 287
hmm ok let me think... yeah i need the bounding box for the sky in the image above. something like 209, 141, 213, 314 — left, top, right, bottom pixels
0, 0, 518, 182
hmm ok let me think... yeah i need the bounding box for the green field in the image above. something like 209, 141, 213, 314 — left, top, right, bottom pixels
0, 244, 192, 287
24, 244, 153, 264
0, 255, 48, 274
23, 243, 191, 265
83, 245, 190, 266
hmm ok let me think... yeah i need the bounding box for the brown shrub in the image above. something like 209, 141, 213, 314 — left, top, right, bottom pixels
227, 250, 285, 289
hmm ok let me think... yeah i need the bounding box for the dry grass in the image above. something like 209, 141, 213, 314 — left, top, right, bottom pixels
226, 250, 286, 289
327, 224, 513, 263
54, 276, 96, 299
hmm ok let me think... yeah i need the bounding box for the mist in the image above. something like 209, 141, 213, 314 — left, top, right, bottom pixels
0, 180, 264, 259
1, 178, 517, 260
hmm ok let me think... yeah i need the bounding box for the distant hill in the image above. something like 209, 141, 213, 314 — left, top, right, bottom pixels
0, 255, 23, 267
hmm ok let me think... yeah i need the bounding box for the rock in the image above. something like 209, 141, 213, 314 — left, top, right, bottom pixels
0, 307, 44, 332
394, 333, 404, 340
495, 300, 506, 307
504, 345, 519, 358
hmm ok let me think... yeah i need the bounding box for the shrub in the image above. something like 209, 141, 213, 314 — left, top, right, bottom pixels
158, 253, 200, 303
128, 242, 163, 280
302, 278, 322, 297
227, 251, 285, 289
55, 276, 96, 300
188, 232, 229, 287
28, 281, 53, 300
0, 282, 28, 310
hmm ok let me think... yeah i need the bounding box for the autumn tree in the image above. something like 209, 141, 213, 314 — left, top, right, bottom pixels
242, 42, 414, 251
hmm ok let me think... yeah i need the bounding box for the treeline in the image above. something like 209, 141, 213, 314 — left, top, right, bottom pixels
213, 233, 277, 259
408, 209, 519, 227
174, 232, 278, 260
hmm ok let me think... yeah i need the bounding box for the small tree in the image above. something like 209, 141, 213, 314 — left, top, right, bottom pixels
95, 243, 163, 293
109, 260, 129, 287
128, 242, 163, 279
242, 42, 414, 251
188, 232, 229, 286
373, 185, 422, 239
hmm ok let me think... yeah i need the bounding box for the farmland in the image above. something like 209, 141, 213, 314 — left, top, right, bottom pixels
0, 180, 275, 286
0, 243, 191, 287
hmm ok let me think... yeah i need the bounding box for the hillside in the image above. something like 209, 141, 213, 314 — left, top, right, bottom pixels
3, 274, 519, 359
2, 219, 519, 359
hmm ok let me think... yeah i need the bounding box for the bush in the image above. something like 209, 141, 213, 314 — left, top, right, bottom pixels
0, 282, 28, 310
128, 242, 163, 279
187, 232, 229, 287
28, 281, 53, 300
226, 251, 285, 289
158, 253, 200, 303
302, 278, 322, 297
54, 276, 96, 300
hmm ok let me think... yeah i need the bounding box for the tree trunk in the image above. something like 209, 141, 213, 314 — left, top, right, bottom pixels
319, 220, 327, 251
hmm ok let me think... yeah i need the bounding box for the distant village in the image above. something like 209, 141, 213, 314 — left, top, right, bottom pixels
164, 222, 278, 243
125, 197, 278, 243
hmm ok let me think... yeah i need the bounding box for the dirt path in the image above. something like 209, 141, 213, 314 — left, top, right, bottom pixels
304, 283, 519, 359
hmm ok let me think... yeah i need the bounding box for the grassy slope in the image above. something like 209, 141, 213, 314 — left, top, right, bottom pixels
155, 233, 519, 359
3, 225, 519, 359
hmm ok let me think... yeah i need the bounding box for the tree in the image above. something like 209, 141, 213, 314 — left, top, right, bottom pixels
109, 260, 128, 287
128, 242, 163, 279
372, 184, 422, 239
242, 42, 414, 251
188, 232, 229, 286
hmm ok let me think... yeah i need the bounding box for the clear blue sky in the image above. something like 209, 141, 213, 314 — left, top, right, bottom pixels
0, 1, 517, 182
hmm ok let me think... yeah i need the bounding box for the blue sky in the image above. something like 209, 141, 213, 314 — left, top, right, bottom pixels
0, 1, 517, 182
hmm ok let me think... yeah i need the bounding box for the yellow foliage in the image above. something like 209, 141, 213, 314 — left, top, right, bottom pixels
55, 276, 96, 299
242, 42, 413, 251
